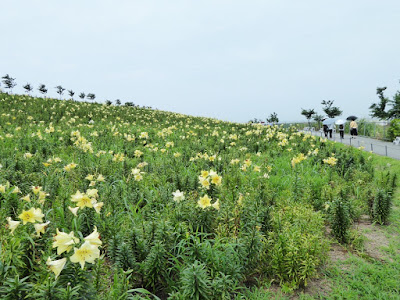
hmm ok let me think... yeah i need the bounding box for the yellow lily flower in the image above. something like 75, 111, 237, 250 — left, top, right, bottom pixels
84, 226, 102, 247
70, 241, 100, 269
6, 217, 20, 235
198, 195, 212, 209
18, 207, 44, 224
47, 257, 67, 279
52, 229, 79, 255
34, 221, 50, 237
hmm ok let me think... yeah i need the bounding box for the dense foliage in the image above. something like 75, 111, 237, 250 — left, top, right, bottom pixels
387, 118, 400, 141
369, 85, 400, 120
0, 93, 395, 299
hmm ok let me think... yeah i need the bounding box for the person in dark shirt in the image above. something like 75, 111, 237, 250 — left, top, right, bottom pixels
339, 124, 344, 139
323, 125, 329, 137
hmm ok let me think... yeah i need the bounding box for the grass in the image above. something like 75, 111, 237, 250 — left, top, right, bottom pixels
324, 159, 400, 299
251, 154, 400, 299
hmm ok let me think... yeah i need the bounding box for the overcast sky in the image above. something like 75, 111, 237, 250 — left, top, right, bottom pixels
1, 1, 400, 123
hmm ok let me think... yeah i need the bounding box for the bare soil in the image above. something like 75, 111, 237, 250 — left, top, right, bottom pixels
328, 242, 350, 264
354, 215, 391, 261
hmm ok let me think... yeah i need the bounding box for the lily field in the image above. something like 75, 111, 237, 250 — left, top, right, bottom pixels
0, 93, 398, 299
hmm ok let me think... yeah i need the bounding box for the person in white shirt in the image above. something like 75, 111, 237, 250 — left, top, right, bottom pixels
327, 123, 334, 138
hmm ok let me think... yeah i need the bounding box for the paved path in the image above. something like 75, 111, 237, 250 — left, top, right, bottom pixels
303, 130, 400, 160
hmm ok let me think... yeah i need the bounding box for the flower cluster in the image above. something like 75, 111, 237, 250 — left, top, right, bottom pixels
70, 189, 103, 214
63, 162, 77, 172
70, 130, 93, 153
240, 159, 252, 171
198, 195, 220, 210
291, 153, 307, 168
112, 152, 126, 162
48, 226, 102, 278
131, 168, 145, 181
3, 184, 52, 237
323, 156, 337, 166
43, 156, 62, 167
85, 173, 105, 187
198, 170, 222, 189
189, 152, 218, 162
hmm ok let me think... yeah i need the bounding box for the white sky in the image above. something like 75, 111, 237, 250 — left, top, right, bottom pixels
1, 0, 400, 123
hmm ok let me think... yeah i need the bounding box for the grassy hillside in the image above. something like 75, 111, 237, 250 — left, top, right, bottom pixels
0, 93, 397, 299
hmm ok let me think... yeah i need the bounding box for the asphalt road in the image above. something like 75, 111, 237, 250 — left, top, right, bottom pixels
303, 130, 400, 160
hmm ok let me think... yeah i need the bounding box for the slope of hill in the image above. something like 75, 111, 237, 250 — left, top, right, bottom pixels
0, 93, 397, 299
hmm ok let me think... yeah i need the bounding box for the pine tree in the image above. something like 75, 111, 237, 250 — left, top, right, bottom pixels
38, 84, 48, 96
23, 83, 33, 95
55, 85, 65, 99
321, 100, 342, 118
301, 108, 316, 127
1, 74, 17, 93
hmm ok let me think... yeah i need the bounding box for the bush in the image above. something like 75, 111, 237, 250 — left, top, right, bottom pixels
387, 119, 400, 141
266, 205, 328, 290
373, 189, 391, 225
180, 261, 212, 300
330, 198, 351, 244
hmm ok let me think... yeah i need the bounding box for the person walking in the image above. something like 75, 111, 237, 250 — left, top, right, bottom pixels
328, 123, 334, 138
323, 124, 328, 137
339, 124, 344, 139
350, 120, 358, 138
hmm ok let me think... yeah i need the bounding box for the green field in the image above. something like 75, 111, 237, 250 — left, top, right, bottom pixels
0, 93, 398, 299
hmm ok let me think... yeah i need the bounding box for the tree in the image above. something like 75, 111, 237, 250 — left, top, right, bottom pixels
55, 86, 65, 99
115, 99, 121, 105
23, 83, 33, 95
369, 87, 390, 120
301, 108, 316, 127
38, 84, 48, 96
68, 90, 75, 100
79, 92, 86, 100
125, 102, 134, 107
249, 118, 260, 123
369, 84, 400, 120
105, 100, 112, 106
388, 89, 400, 119
321, 100, 342, 118
87, 93, 96, 101
266, 112, 279, 124
313, 114, 324, 130
1, 74, 17, 93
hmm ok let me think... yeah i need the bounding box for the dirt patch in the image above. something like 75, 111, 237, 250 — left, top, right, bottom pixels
266, 283, 285, 297
328, 242, 350, 264
324, 227, 350, 262
294, 278, 332, 299
305, 277, 331, 296
354, 218, 390, 261
266, 277, 332, 300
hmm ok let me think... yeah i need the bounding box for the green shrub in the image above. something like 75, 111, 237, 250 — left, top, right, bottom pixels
267, 205, 328, 290
180, 261, 211, 300
211, 272, 236, 300
330, 198, 351, 244
373, 189, 391, 225
143, 241, 168, 290
0, 275, 32, 299
387, 119, 400, 141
